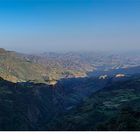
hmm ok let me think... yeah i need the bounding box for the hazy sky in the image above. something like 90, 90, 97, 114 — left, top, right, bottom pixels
0, 0, 140, 53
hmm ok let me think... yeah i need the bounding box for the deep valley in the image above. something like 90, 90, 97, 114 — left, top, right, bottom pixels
0, 48, 140, 130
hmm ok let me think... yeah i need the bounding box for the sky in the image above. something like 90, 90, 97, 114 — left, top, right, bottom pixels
0, 0, 140, 53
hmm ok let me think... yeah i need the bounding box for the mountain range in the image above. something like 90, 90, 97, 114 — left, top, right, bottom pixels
1, 48, 140, 83
0, 48, 140, 130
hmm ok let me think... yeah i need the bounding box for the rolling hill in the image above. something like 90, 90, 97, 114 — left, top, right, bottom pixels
1, 48, 140, 84
0, 48, 47, 83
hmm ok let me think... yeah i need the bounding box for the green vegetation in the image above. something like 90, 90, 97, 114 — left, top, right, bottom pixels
1, 48, 140, 130
0, 49, 47, 83
0, 49, 90, 84
51, 77, 140, 130
0, 75, 140, 130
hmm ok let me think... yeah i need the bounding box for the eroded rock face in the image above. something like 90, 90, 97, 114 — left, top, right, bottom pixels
47, 80, 57, 86
99, 75, 108, 80
115, 74, 125, 78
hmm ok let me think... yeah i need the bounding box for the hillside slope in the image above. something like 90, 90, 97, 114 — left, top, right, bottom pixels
0, 75, 140, 130
53, 75, 140, 130
0, 48, 47, 83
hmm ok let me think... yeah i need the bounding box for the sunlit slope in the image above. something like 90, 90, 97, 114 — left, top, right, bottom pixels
0, 48, 47, 83
0, 49, 92, 83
